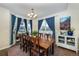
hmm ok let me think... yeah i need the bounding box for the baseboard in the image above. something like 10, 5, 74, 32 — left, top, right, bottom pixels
0, 42, 16, 51
0, 46, 10, 51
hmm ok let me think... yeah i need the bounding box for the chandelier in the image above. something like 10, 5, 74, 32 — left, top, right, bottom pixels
27, 8, 37, 19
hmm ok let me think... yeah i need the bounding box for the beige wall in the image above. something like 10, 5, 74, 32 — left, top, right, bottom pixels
0, 7, 11, 50
32, 19, 38, 31
0, 7, 26, 50
67, 4, 79, 36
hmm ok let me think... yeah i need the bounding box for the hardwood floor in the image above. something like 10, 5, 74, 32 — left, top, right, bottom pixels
54, 46, 77, 56
8, 44, 78, 56
8, 45, 29, 56
0, 49, 8, 56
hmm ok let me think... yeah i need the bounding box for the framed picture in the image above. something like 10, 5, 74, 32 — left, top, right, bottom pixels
60, 16, 71, 30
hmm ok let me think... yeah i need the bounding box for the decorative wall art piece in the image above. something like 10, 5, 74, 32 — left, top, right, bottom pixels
60, 16, 71, 30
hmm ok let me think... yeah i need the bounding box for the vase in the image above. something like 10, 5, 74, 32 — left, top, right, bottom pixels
67, 31, 73, 36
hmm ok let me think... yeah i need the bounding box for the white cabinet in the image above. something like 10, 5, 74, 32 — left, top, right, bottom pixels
56, 35, 78, 54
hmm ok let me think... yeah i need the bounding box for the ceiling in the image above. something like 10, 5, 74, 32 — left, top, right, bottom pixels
0, 3, 68, 19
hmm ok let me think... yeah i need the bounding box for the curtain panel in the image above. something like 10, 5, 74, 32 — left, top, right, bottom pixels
46, 17, 55, 39
10, 15, 16, 45
38, 19, 43, 32
16, 17, 22, 35
29, 20, 32, 34
24, 19, 27, 33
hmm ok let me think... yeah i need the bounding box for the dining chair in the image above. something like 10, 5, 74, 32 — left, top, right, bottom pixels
30, 36, 45, 56
46, 34, 54, 55
19, 34, 23, 49
22, 33, 32, 53
22, 34, 27, 52
38, 33, 43, 39
26, 36, 33, 56
19, 33, 26, 51
16, 34, 21, 43
24, 35, 31, 53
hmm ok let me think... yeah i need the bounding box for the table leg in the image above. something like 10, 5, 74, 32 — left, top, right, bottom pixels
46, 48, 49, 56
52, 43, 54, 55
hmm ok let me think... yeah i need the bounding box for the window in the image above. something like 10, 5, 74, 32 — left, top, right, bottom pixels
19, 19, 26, 33
40, 20, 51, 31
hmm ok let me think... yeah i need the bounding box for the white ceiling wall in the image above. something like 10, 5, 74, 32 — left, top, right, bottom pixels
0, 3, 68, 19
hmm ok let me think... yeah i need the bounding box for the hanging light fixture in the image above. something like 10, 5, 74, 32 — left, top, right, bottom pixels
27, 8, 37, 19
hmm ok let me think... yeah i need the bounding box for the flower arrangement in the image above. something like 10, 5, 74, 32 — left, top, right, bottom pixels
68, 27, 75, 32
67, 27, 75, 36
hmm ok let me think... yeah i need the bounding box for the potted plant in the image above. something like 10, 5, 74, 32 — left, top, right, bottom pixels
32, 30, 38, 37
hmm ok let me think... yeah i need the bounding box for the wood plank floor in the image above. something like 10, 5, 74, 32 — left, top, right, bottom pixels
8, 44, 78, 56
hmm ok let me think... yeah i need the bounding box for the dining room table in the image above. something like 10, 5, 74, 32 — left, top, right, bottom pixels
27, 35, 55, 56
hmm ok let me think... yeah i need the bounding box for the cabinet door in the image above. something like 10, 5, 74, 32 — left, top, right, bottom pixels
58, 36, 65, 43
66, 37, 75, 46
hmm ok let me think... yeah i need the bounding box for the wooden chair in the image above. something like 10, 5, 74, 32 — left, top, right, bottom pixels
19, 34, 23, 49
22, 34, 31, 53
44, 34, 52, 40
22, 34, 27, 52
19, 33, 27, 51
30, 36, 45, 56
46, 34, 55, 55
16, 34, 20, 39
16, 34, 21, 43
38, 33, 43, 39
26, 36, 33, 56
24, 35, 31, 53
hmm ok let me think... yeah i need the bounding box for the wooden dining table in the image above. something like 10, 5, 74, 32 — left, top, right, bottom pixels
29, 36, 55, 55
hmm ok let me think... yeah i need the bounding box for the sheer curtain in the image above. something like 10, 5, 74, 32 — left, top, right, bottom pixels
27, 20, 31, 35
18, 19, 26, 33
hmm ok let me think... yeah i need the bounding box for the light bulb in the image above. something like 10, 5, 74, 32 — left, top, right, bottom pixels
33, 14, 37, 18
31, 12, 34, 15
27, 14, 30, 16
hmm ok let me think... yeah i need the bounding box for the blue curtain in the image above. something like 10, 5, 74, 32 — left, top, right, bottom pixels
24, 19, 27, 32
10, 15, 16, 45
29, 20, 32, 34
46, 17, 55, 39
16, 17, 22, 35
38, 19, 43, 32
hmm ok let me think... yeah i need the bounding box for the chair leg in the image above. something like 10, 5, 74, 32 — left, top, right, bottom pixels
25, 47, 27, 52
20, 44, 21, 49
25, 41, 28, 53
29, 46, 31, 56
20, 44, 22, 49
46, 48, 49, 56
23, 44, 25, 51
25, 44, 28, 53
